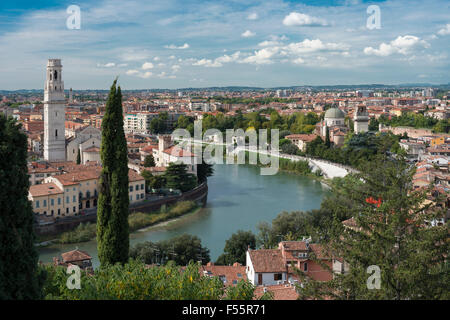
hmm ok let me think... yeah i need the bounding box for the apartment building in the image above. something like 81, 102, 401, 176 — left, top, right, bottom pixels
29, 167, 146, 218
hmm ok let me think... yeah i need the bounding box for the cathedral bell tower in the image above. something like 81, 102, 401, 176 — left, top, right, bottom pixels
44, 59, 66, 162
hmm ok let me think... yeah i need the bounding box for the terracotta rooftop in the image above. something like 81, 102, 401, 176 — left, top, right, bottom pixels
29, 182, 63, 197
201, 263, 247, 286
254, 284, 299, 300
285, 134, 317, 142
128, 169, 145, 182
248, 249, 286, 273
163, 145, 195, 158
61, 249, 92, 263
54, 169, 101, 185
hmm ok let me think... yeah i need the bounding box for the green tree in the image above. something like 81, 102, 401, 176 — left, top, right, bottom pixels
325, 127, 331, 148
163, 163, 197, 192
0, 115, 45, 299
76, 148, 81, 165
130, 234, 210, 265
97, 79, 130, 266
143, 154, 155, 167
297, 155, 450, 300
196, 160, 214, 183
216, 230, 256, 265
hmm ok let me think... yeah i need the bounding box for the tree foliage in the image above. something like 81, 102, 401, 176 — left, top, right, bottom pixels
216, 230, 256, 265
163, 163, 197, 192
296, 155, 450, 300
97, 79, 130, 266
130, 234, 210, 266
42, 260, 272, 300
0, 115, 45, 299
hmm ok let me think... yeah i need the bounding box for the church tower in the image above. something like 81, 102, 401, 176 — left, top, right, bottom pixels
353, 105, 369, 134
44, 59, 66, 162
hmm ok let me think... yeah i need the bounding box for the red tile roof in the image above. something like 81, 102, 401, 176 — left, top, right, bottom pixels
61, 249, 92, 263
248, 249, 286, 273
29, 182, 63, 197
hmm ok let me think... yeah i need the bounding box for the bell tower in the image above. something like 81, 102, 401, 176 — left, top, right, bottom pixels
353, 105, 369, 134
44, 59, 66, 161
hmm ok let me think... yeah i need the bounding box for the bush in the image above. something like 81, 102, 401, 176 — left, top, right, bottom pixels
41, 261, 273, 300
58, 223, 96, 244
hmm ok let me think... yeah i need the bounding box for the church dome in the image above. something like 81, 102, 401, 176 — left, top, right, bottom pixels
324, 107, 345, 119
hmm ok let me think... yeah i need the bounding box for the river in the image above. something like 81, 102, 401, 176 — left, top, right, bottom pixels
38, 164, 329, 268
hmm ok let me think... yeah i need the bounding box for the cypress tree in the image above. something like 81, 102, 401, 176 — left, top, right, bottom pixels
97, 80, 130, 266
0, 115, 44, 299
76, 148, 81, 164
325, 126, 331, 148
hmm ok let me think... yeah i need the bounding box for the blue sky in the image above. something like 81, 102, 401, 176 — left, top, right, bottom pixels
0, 0, 449, 90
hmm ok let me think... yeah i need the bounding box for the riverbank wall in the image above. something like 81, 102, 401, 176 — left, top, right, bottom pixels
34, 182, 208, 237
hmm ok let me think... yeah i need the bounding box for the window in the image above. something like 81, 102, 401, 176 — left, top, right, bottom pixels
66, 196, 70, 203
73, 195, 76, 202
141, 184, 144, 189
66, 208, 69, 214
51, 199, 54, 206
141, 193, 144, 199
129, 186, 133, 192
274, 273, 282, 281
55, 129, 57, 137
36, 200, 40, 208
43, 199, 47, 207
303, 262, 308, 272
136, 184, 139, 191
129, 196, 132, 201
73, 206, 76, 212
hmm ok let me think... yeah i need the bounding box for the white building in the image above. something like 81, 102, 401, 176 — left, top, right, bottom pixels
66, 126, 101, 164
246, 249, 287, 286
152, 135, 198, 175
44, 59, 66, 161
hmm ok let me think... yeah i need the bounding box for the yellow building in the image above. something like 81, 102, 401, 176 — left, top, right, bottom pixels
431, 136, 445, 147
29, 167, 146, 218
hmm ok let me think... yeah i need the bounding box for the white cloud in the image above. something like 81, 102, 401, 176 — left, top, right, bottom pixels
364, 35, 429, 56
171, 65, 181, 72
126, 69, 152, 78
153, 56, 160, 61
283, 12, 328, 27
292, 57, 305, 64
241, 47, 278, 65
258, 40, 281, 47
139, 71, 152, 78
192, 51, 241, 68
169, 55, 176, 60
437, 23, 450, 35
165, 43, 189, 49
141, 62, 154, 70
192, 58, 222, 67
247, 13, 258, 20
97, 62, 116, 68
241, 30, 256, 38
286, 39, 348, 54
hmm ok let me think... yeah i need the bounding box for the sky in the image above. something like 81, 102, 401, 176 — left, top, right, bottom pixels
0, 0, 449, 90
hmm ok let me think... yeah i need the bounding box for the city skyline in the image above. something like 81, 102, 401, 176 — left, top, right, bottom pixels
0, 0, 449, 90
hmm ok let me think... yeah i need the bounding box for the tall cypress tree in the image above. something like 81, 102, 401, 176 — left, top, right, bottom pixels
0, 115, 44, 299
97, 80, 130, 266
